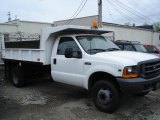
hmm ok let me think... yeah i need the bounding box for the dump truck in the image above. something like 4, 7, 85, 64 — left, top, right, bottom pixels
1, 25, 160, 113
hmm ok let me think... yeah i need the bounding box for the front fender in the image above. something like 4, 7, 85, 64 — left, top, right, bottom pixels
82, 65, 122, 89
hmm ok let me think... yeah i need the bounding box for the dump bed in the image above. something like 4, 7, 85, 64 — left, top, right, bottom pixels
2, 25, 113, 65
1, 32, 44, 64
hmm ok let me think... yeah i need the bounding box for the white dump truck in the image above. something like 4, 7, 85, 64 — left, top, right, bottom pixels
2, 25, 160, 113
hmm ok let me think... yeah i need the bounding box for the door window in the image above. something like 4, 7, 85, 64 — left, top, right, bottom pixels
57, 37, 81, 57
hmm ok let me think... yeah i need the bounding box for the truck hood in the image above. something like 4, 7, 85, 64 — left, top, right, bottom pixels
93, 51, 159, 66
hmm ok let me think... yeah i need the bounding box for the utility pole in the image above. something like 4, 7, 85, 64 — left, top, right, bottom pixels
7, 11, 11, 22
98, 0, 102, 28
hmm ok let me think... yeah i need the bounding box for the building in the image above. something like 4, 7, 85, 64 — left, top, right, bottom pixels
0, 15, 160, 64
0, 19, 52, 34
54, 15, 160, 45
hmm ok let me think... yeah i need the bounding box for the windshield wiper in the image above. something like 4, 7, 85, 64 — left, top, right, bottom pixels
87, 49, 107, 54
106, 48, 120, 51
87, 48, 120, 54
87, 49, 106, 52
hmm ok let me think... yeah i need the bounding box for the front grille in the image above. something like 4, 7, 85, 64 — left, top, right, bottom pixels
139, 59, 160, 78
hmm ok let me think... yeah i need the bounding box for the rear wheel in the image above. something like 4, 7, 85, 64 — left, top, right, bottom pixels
91, 80, 120, 113
4, 63, 12, 81
11, 66, 25, 87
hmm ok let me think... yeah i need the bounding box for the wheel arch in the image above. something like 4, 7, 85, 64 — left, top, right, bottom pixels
88, 71, 120, 91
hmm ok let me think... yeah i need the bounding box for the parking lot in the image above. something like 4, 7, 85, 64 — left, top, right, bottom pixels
1, 66, 160, 120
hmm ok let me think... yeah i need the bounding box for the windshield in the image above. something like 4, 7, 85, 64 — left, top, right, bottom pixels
134, 44, 147, 52
145, 46, 157, 53
76, 35, 119, 54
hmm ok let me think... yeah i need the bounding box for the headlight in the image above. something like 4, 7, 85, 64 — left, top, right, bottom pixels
122, 66, 139, 78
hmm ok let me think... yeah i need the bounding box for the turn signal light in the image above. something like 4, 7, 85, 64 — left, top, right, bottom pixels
122, 67, 139, 78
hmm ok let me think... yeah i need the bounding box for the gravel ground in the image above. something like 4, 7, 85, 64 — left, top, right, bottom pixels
1, 66, 160, 120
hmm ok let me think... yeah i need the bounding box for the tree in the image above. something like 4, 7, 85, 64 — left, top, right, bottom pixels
153, 22, 160, 31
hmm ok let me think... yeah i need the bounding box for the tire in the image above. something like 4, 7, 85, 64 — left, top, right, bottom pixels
11, 66, 25, 87
91, 80, 120, 113
133, 91, 149, 97
5, 63, 11, 81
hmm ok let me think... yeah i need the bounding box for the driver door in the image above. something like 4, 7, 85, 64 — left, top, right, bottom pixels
51, 37, 84, 87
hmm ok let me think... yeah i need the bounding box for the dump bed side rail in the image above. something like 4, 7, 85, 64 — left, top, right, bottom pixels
2, 49, 44, 64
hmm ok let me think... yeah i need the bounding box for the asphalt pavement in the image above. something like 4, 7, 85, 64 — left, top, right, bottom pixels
1, 66, 160, 120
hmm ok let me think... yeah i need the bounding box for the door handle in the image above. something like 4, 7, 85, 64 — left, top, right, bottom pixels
53, 58, 56, 64
84, 62, 91, 65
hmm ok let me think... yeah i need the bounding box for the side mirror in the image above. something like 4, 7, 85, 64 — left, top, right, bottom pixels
65, 48, 82, 59
77, 51, 82, 59
65, 48, 73, 58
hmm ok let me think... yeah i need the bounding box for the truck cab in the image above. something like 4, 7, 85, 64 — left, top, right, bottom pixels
51, 34, 120, 87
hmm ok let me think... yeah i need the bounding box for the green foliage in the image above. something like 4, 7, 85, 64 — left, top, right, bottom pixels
153, 22, 160, 31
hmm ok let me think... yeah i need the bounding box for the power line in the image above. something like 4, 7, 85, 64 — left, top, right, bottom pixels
104, 4, 114, 22
70, 0, 87, 21
113, 0, 155, 23
111, 0, 148, 23
108, 0, 137, 23
150, 14, 160, 21
110, 0, 140, 23
111, 0, 152, 24
64, 0, 88, 25
115, 0, 156, 22
65, 0, 85, 24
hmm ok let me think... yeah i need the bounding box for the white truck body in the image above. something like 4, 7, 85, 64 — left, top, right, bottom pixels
2, 25, 112, 65
2, 25, 160, 113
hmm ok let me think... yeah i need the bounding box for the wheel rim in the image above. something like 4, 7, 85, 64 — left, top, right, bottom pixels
97, 89, 112, 105
13, 70, 19, 85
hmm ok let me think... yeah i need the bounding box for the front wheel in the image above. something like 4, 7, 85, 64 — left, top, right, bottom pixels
11, 66, 25, 87
91, 80, 120, 113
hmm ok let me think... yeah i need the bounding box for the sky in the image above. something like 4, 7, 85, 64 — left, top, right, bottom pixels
0, 0, 160, 25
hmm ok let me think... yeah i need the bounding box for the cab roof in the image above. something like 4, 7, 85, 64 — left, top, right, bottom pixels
42, 25, 114, 37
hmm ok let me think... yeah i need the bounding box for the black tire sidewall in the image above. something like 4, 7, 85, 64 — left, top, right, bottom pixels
4, 63, 12, 81
11, 66, 24, 87
92, 80, 119, 113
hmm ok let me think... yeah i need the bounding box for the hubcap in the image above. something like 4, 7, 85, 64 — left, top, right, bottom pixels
97, 89, 112, 105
